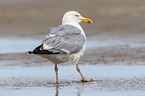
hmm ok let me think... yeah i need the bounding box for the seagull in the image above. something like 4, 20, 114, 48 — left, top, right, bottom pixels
28, 11, 92, 84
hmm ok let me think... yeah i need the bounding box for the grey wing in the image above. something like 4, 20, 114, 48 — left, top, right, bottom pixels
42, 25, 86, 54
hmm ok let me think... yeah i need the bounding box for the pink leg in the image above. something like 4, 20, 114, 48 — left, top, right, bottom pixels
76, 64, 88, 82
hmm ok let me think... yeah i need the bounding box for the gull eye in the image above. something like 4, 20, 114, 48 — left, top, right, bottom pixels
75, 14, 79, 17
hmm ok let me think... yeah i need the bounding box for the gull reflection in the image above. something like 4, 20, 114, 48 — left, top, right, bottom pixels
54, 84, 82, 96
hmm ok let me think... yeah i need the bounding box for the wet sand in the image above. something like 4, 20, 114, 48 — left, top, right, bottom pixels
1, 0, 145, 96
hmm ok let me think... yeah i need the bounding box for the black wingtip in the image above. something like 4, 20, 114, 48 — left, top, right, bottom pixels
28, 51, 33, 54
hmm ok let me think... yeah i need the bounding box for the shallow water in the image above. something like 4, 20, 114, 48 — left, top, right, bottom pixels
1, 39, 145, 54
1, 87, 145, 96
0, 39, 41, 54
1, 65, 145, 96
0, 65, 145, 78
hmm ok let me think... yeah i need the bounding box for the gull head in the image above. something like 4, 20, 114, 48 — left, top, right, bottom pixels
62, 11, 92, 25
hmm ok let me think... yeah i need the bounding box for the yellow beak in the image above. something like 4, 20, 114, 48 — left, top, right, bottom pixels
81, 18, 93, 24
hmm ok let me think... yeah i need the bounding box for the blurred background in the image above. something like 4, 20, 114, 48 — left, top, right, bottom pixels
1, 0, 145, 39
1, 0, 145, 96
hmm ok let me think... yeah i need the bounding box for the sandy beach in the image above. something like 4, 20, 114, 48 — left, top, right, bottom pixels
1, 0, 145, 96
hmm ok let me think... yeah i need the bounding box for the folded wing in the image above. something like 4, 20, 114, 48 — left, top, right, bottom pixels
29, 25, 85, 54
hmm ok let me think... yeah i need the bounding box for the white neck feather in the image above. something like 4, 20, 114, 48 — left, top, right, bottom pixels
62, 21, 81, 29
